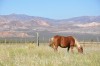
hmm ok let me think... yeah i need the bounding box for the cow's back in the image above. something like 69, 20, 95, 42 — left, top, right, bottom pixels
66, 36, 75, 46
60, 36, 75, 47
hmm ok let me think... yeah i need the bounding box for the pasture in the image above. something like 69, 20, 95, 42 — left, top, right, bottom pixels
0, 43, 100, 66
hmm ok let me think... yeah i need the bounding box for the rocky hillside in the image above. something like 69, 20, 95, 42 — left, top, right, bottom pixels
0, 14, 100, 38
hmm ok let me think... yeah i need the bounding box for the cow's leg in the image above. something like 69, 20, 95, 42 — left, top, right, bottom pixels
54, 45, 58, 51
70, 41, 75, 53
53, 40, 59, 52
70, 46, 74, 53
52, 42, 58, 52
67, 46, 70, 52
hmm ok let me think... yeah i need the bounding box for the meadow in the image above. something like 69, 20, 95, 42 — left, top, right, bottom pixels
0, 43, 100, 66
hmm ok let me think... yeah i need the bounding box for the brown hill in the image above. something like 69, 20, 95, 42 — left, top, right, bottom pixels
0, 31, 29, 37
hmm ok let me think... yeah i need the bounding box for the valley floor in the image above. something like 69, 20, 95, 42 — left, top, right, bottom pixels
0, 43, 100, 66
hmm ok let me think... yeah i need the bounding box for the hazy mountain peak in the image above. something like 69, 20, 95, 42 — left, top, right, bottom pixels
0, 14, 100, 37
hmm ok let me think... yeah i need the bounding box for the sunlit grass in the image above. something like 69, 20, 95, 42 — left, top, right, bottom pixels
0, 43, 100, 66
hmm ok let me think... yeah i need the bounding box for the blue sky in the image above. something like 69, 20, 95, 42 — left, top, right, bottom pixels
0, 0, 100, 19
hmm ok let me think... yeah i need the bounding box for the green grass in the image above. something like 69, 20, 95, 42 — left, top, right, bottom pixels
0, 43, 100, 66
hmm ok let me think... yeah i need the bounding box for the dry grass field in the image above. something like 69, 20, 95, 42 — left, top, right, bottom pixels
0, 43, 100, 66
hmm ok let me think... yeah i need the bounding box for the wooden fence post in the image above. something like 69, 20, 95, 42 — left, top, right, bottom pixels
37, 32, 39, 46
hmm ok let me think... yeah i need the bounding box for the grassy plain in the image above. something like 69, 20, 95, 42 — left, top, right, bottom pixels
0, 43, 100, 66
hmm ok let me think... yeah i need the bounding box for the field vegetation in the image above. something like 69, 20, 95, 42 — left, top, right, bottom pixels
0, 43, 100, 66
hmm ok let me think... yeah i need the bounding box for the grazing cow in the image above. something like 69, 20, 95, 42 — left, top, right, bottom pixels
49, 35, 83, 53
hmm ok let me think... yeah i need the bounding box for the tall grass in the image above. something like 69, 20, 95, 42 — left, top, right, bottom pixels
0, 43, 100, 66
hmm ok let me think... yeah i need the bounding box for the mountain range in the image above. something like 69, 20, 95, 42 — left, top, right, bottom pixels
0, 14, 100, 41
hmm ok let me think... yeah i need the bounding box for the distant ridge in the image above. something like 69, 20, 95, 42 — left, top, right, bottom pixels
0, 14, 100, 38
